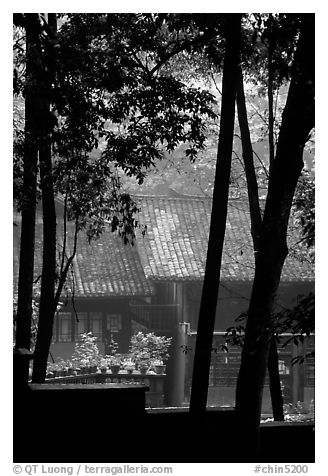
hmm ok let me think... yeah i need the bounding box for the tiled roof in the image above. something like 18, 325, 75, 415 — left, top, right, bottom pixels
134, 196, 314, 283
13, 218, 154, 298
13, 196, 314, 300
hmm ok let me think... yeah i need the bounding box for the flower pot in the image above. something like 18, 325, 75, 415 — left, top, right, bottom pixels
100, 367, 107, 374
139, 366, 148, 375
110, 365, 121, 375
154, 364, 166, 375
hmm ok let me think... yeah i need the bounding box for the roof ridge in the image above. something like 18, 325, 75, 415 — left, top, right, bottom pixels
132, 194, 252, 203
134, 195, 209, 201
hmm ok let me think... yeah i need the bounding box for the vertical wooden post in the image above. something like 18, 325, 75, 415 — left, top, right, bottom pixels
166, 323, 187, 406
298, 341, 305, 402
291, 341, 305, 403
121, 302, 132, 353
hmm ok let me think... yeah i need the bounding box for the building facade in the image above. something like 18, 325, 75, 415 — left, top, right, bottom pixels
13, 195, 314, 408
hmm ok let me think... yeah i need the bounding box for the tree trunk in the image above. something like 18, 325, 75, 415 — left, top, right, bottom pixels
14, 14, 42, 385
189, 14, 241, 414
236, 65, 262, 245
266, 26, 286, 419
32, 14, 58, 383
234, 14, 314, 461
267, 13, 275, 176
31, 126, 57, 383
236, 65, 285, 421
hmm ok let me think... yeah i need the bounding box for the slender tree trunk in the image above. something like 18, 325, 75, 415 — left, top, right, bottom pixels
266, 25, 285, 419
31, 126, 57, 383
235, 235, 287, 460
267, 13, 275, 176
14, 14, 42, 385
236, 65, 262, 242
268, 339, 284, 421
32, 14, 58, 383
236, 65, 285, 421
234, 14, 314, 461
189, 14, 241, 414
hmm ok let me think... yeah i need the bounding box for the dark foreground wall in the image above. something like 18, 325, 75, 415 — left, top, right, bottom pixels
13, 385, 314, 463
259, 421, 315, 463
144, 408, 314, 463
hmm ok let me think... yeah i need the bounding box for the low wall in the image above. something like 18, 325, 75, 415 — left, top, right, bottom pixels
14, 383, 148, 463
145, 408, 314, 463
259, 421, 314, 463
13, 386, 314, 463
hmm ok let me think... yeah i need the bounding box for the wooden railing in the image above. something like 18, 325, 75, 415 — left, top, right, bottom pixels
187, 332, 314, 404
45, 371, 166, 407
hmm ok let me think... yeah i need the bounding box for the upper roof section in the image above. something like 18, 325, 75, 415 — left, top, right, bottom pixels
13, 217, 154, 298
134, 195, 314, 283
13, 195, 314, 301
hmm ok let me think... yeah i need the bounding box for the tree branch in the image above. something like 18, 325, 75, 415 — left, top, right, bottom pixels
149, 30, 219, 76
236, 65, 263, 248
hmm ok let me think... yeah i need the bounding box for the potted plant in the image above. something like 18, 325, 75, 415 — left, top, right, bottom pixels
79, 358, 89, 374
108, 355, 121, 374
46, 362, 56, 378
65, 360, 74, 375
71, 360, 81, 375
102, 336, 121, 374
58, 358, 70, 376
89, 357, 98, 374
71, 332, 100, 374
122, 358, 135, 374
129, 332, 172, 374
138, 354, 150, 374
53, 359, 66, 377
151, 359, 166, 375
99, 357, 108, 374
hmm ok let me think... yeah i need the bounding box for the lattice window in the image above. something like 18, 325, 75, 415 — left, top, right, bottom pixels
90, 312, 103, 339
106, 314, 122, 333
56, 312, 72, 342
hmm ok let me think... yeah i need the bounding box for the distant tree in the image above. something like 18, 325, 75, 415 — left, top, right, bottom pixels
236, 30, 284, 421
234, 14, 314, 460
13, 13, 218, 383
14, 14, 43, 384
291, 170, 315, 254
185, 13, 314, 460
32, 13, 59, 383
189, 13, 242, 413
